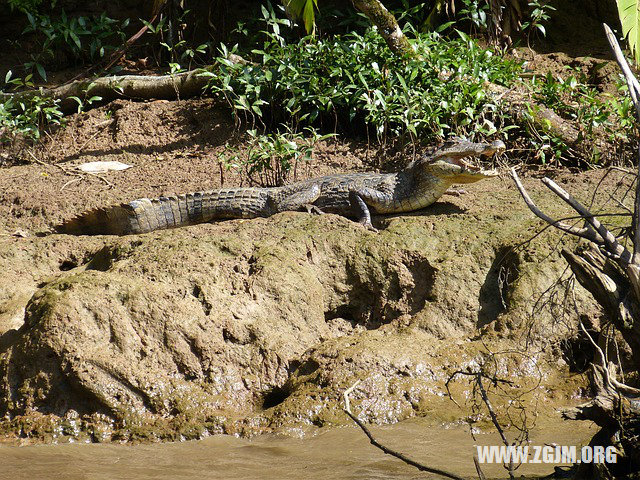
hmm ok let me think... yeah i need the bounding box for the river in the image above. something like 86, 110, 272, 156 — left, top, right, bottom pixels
0, 417, 596, 479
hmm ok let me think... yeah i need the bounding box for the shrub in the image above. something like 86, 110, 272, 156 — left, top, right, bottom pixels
204, 18, 521, 147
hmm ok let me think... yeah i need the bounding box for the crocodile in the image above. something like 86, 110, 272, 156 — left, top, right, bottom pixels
57, 138, 505, 235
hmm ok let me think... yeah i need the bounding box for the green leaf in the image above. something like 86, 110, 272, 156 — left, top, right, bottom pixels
69, 96, 83, 113
617, 0, 640, 65
302, 0, 317, 35
284, 0, 317, 35
36, 63, 47, 82
69, 30, 82, 50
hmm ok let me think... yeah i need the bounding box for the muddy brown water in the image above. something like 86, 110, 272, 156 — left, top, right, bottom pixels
0, 418, 596, 480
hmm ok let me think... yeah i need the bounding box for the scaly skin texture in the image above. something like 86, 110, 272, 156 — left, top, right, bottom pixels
57, 138, 505, 235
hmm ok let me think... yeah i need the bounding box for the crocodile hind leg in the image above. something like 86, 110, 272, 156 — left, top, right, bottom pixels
304, 204, 324, 215
348, 188, 394, 232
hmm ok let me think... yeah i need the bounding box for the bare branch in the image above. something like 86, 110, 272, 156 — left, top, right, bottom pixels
473, 375, 516, 480
0, 69, 212, 114
509, 168, 605, 243
603, 24, 640, 119
541, 177, 632, 264
604, 23, 640, 263
473, 455, 487, 480
578, 321, 613, 392
577, 288, 640, 396
445, 368, 520, 479
342, 382, 467, 480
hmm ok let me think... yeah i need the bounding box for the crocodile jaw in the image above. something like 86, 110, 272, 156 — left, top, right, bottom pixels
426, 139, 504, 184
425, 156, 499, 184
449, 167, 499, 183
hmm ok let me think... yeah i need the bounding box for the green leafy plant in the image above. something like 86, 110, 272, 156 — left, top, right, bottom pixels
521, 0, 555, 38
459, 0, 489, 31
160, 40, 209, 73
244, 126, 334, 186
1, 71, 64, 142
68, 94, 103, 114
6, 0, 46, 14
22, 11, 129, 80
0, 96, 63, 142
204, 9, 521, 148
4, 71, 36, 90
528, 69, 636, 163
141, 7, 211, 70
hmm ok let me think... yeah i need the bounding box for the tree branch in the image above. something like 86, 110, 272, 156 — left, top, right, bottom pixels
604, 23, 640, 266
509, 168, 605, 243
342, 381, 467, 480
350, 0, 416, 57
541, 177, 632, 265
1, 69, 212, 113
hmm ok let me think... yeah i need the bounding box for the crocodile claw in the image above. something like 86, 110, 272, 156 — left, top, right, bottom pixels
304, 204, 325, 215
359, 220, 378, 233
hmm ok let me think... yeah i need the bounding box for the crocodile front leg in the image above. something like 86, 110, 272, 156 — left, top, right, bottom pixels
273, 184, 321, 212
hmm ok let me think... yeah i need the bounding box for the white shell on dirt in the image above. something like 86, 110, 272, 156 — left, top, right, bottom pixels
77, 161, 132, 173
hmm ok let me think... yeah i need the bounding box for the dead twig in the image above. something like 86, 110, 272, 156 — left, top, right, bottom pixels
542, 176, 632, 264
342, 381, 467, 480
60, 177, 83, 191
26, 149, 114, 191
74, 119, 114, 155
473, 455, 487, 480
510, 168, 632, 264
579, 321, 640, 396
509, 168, 605, 244
445, 363, 538, 480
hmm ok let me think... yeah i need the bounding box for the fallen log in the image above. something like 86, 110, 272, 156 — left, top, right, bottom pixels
0, 68, 212, 113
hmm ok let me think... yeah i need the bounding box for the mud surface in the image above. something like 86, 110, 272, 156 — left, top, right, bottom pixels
0, 94, 625, 442
0, 0, 633, 440
0, 98, 367, 234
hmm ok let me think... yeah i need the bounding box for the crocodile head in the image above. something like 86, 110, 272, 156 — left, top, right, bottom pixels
420, 138, 505, 183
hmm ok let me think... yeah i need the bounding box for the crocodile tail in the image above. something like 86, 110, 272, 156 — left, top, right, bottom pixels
57, 189, 269, 235
57, 194, 205, 235
57, 203, 143, 235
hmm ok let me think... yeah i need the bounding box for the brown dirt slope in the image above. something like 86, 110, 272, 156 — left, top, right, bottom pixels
0, 97, 623, 443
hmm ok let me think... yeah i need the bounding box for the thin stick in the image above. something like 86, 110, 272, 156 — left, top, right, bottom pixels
473, 455, 487, 480
604, 23, 640, 263
509, 168, 604, 243
603, 24, 640, 119
60, 178, 82, 191
474, 375, 515, 480
91, 173, 114, 189
342, 382, 467, 480
541, 177, 632, 265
